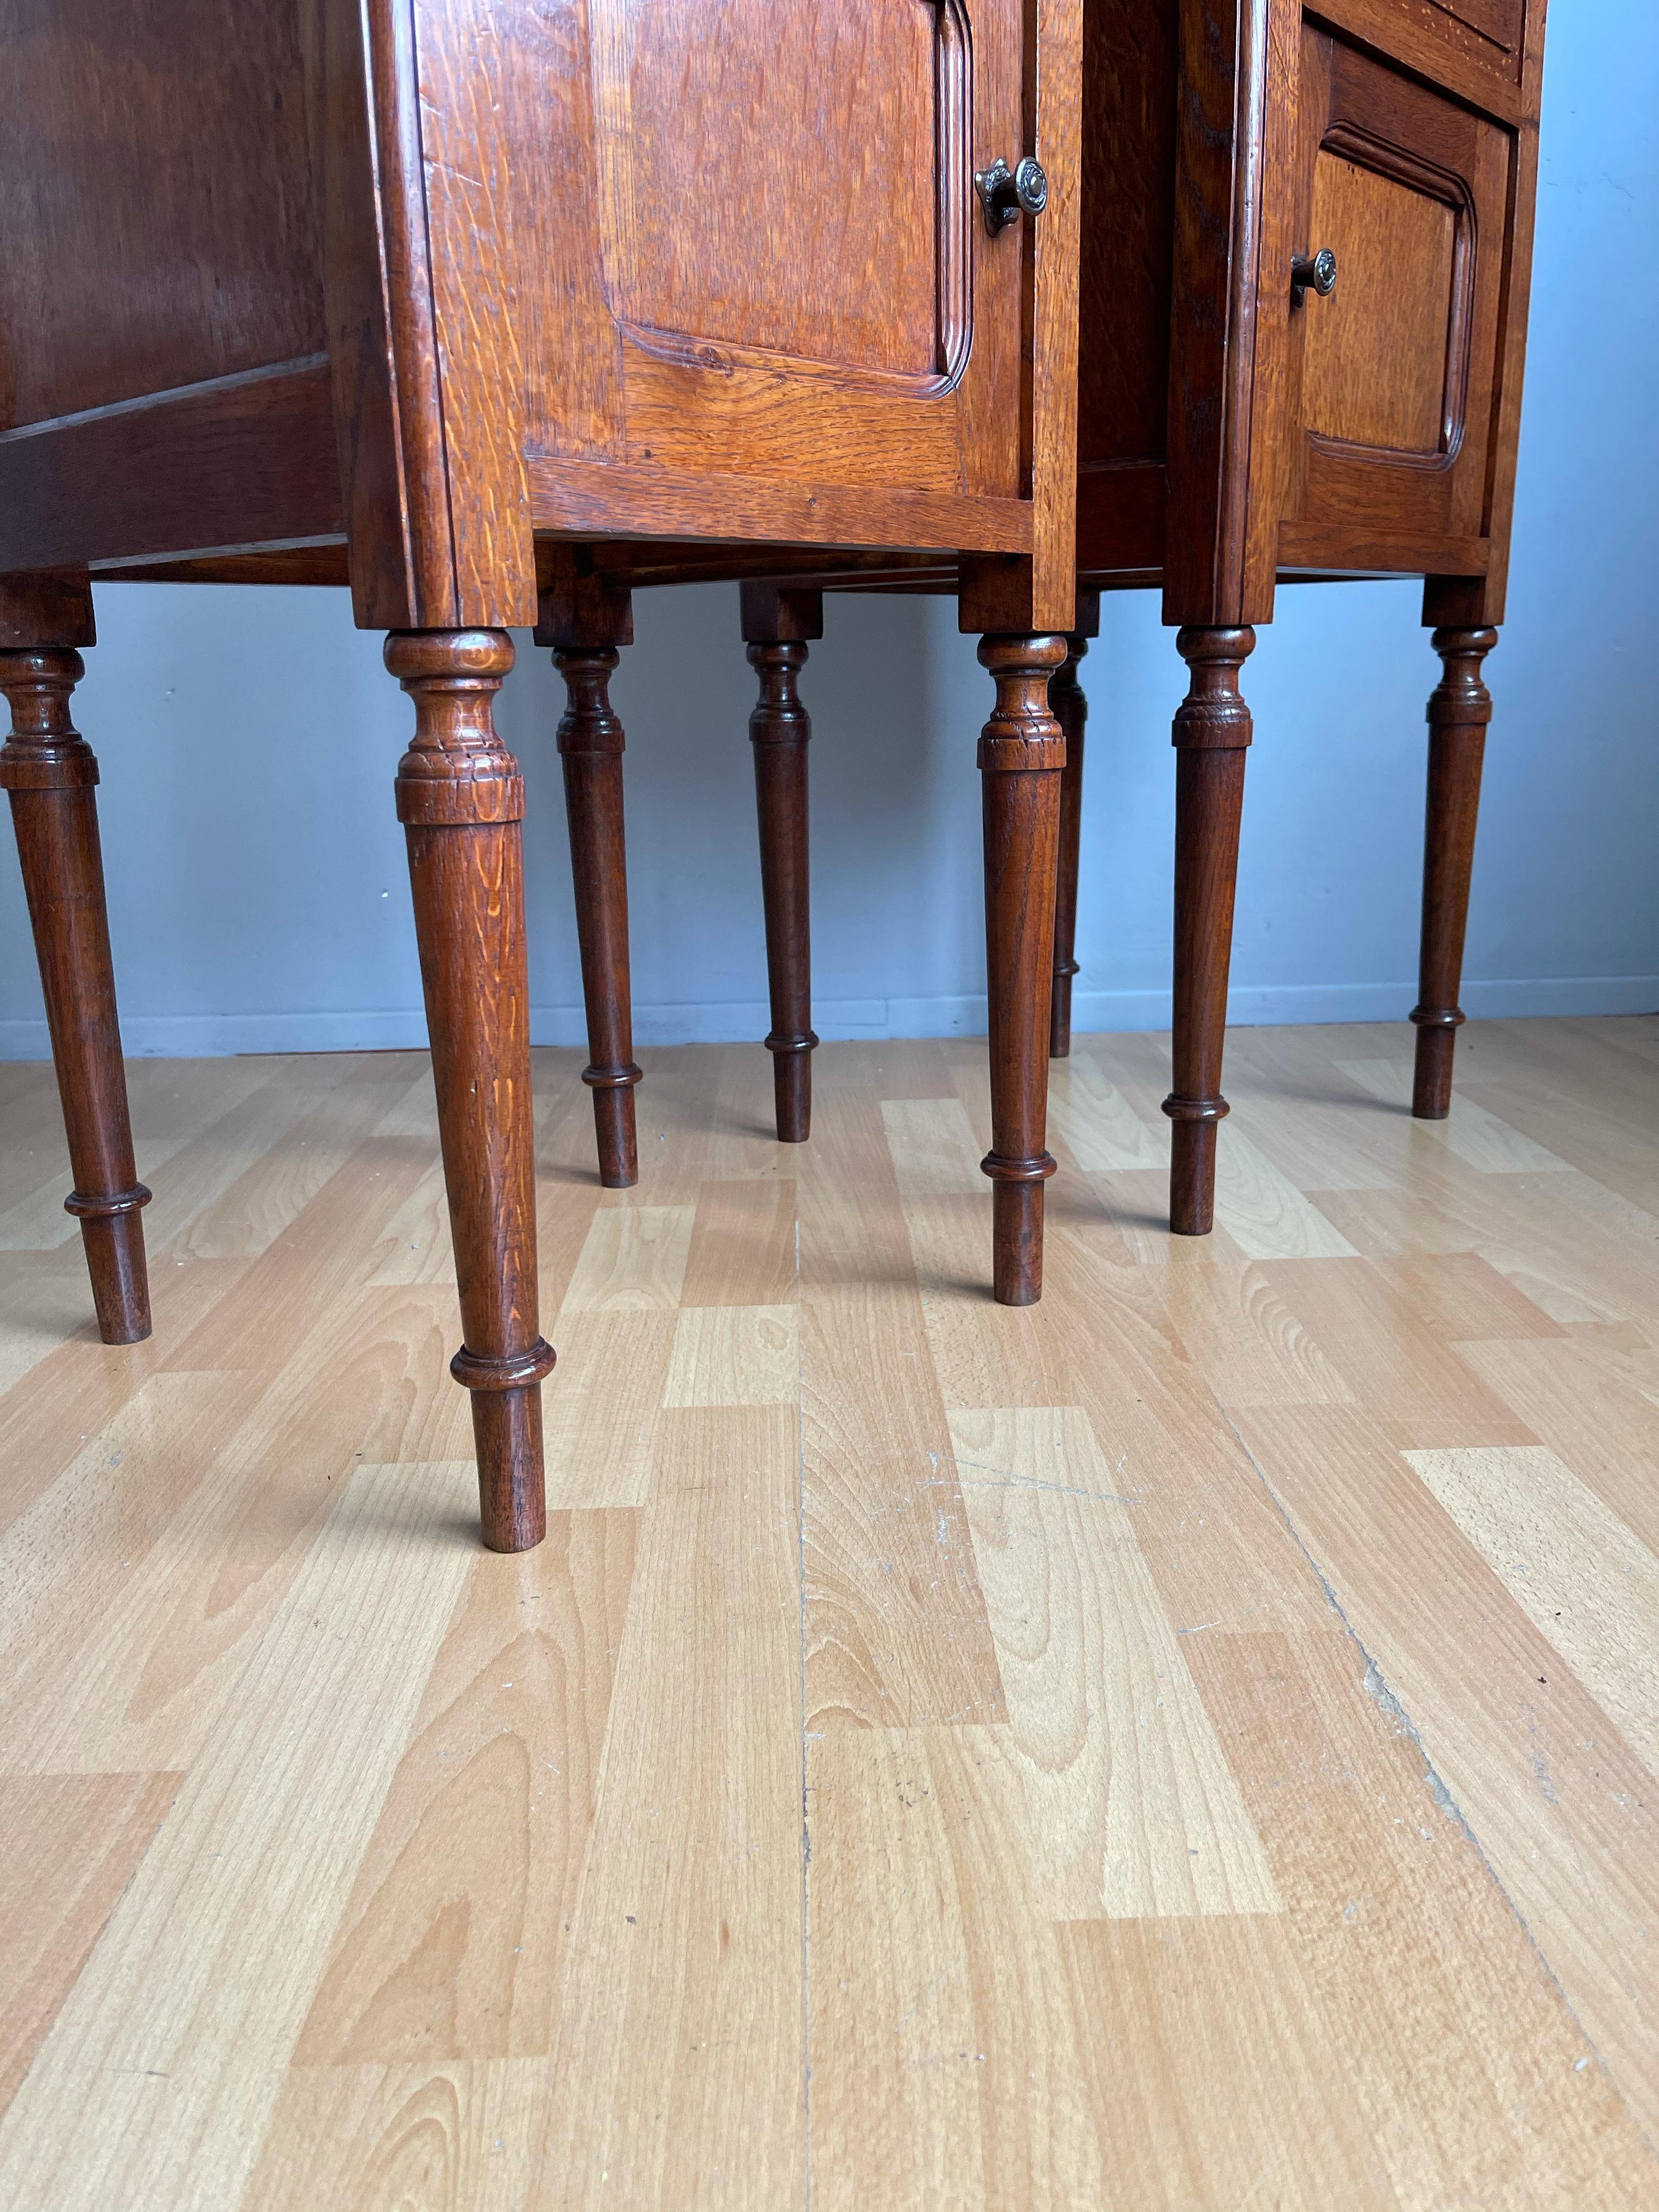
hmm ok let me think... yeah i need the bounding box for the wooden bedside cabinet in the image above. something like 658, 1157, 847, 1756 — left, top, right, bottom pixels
0, 0, 1083, 1550
1075, 0, 1548, 1229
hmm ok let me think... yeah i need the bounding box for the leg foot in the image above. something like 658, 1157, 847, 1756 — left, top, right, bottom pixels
977, 634, 1066, 1304
770, 1047, 812, 1146
1161, 627, 1255, 1235
1410, 624, 1497, 1119
469, 1392, 545, 1555
743, 584, 821, 1144
0, 635, 151, 1343
552, 644, 642, 1188
391, 629, 553, 1552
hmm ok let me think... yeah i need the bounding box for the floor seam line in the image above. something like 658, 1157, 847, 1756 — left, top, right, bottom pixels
1209, 1386, 1659, 2165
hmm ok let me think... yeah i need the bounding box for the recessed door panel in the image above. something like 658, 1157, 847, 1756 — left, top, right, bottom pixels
511, 0, 1035, 508
596, 0, 968, 385
1301, 151, 1457, 456
1280, 25, 1511, 551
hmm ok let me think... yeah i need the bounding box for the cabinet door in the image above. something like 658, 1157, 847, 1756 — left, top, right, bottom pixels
1276, 23, 1510, 564
460, 0, 1075, 554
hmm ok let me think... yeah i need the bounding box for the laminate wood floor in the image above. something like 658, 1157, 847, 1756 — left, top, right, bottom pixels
1, 1015, 1656, 2209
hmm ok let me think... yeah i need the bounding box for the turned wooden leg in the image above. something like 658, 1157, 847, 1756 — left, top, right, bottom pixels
552, 645, 642, 1188
978, 634, 1066, 1304
742, 582, 822, 1143
0, 619, 151, 1344
1163, 626, 1255, 1235
391, 629, 554, 1553
1411, 623, 1497, 1119
1048, 631, 1090, 1059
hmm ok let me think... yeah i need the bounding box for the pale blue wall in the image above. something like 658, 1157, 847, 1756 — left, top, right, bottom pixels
2, 0, 1654, 1057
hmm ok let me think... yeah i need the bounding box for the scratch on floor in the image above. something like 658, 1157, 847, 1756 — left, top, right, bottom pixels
1211, 1391, 1641, 2147
924, 1451, 1143, 1508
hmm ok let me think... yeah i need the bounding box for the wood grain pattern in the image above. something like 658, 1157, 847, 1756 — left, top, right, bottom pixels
292, 1508, 636, 2063
242, 2058, 544, 2212
604, 2, 945, 377
4, 0, 1080, 640
0, 1770, 180, 2115
1029, 0, 1085, 628
0, 2, 321, 430
1407, 1444, 1659, 1777
0, 1458, 477, 2212
1301, 153, 1457, 453
665, 1304, 799, 1408
530, 1407, 805, 2207
0, 364, 342, 575
1, 1018, 1654, 2207
947, 1407, 1282, 1916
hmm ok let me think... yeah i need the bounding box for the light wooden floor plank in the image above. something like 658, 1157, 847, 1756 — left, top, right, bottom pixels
0, 1770, 182, 2117
242, 2059, 545, 2212
1406, 1442, 1659, 1779
529, 1407, 805, 2209
1233, 1398, 1659, 2147
0, 1459, 477, 2212
1183, 1627, 1650, 2205
947, 1407, 1280, 1917
290, 1508, 637, 2066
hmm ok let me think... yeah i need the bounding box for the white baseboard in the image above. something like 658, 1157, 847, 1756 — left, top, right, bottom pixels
0, 976, 1653, 1060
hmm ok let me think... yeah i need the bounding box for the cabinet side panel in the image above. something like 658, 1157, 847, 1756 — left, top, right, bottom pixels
0, 1, 324, 430
1470, 0, 1547, 619
1076, 0, 1178, 465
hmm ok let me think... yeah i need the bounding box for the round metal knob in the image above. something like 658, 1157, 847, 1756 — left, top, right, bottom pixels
974, 155, 1049, 235
1012, 156, 1048, 217
1290, 248, 1338, 300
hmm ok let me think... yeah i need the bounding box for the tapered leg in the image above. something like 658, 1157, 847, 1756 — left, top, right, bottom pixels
978, 634, 1066, 1304
0, 638, 151, 1342
552, 646, 642, 1188
1411, 624, 1498, 1119
742, 582, 822, 1143
1048, 633, 1090, 1058
1163, 626, 1255, 1235
391, 629, 554, 1553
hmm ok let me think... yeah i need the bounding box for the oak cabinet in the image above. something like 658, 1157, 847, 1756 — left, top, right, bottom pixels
1053, 0, 1549, 1227
1075, 0, 1545, 613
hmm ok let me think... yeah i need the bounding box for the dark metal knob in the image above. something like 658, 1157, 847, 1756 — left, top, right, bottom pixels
1290, 248, 1338, 301
974, 155, 1048, 236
